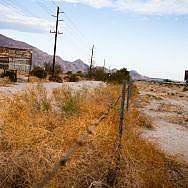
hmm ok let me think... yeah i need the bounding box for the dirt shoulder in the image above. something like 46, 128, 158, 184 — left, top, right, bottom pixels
135, 81, 188, 162
0, 81, 106, 96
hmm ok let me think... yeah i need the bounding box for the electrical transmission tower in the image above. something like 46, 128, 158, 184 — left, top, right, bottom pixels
50, 6, 63, 78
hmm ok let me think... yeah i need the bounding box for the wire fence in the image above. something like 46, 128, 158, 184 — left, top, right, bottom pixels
34, 79, 132, 188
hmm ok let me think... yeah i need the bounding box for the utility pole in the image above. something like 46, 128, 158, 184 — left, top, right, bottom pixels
103, 59, 106, 72
89, 44, 94, 71
103, 59, 106, 81
50, 6, 63, 78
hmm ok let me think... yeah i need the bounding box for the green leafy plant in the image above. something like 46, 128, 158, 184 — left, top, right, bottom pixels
31, 66, 47, 79
44, 62, 62, 75
53, 88, 81, 117
69, 74, 79, 82
49, 75, 63, 83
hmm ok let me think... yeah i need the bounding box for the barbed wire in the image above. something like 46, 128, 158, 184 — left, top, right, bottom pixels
34, 95, 121, 188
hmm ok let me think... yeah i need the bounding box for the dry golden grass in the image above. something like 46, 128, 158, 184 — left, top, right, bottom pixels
0, 83, 187, 188
156, 103, 184, 114
164, 114, 188, 125
0, 77, 11, 86
128, 108, 153, 129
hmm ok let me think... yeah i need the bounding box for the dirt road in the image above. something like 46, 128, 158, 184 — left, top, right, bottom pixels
0, 81, 105, 98
136, 81, 188, 161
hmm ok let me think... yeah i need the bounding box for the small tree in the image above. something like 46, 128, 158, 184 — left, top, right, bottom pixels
69, 74, 79, 82
108, 68, 130, 83
44, 62, 62, 75
66, 71, 73, 75
94, 68, 107, 81
31, 66, 47, 79
76, 71, 84, 77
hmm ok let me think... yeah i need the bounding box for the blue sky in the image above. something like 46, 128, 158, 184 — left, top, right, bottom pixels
0, 0, 188, 80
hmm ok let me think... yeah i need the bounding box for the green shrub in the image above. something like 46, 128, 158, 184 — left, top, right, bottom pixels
76, 71, 84, 77
108, 68, 130, 83
183, 85, 188, 92
69, 74, 79, 82
31, 66, 47, 79
44, 62, 62, 75
95, 69, 107, 81
53, 88, 80, 117
86, 67, 107, 81
86, 67, 130, 83
66, 71, 73, 75
49, 75, 63, 83
26, 85, 51, 112
5, 70, 17, 82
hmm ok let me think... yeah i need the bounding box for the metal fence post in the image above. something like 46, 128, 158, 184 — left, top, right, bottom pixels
119, 80, 126, 143
126, 79, 132, 111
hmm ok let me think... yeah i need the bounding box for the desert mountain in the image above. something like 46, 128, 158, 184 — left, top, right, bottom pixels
130, 70, 169, 82
130, 70, 151, 81
0, 34, 89, 73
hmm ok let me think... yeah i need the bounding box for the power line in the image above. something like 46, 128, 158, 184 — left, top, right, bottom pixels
64, 13, 88, 42
36, 1, 54, 16
2, 0, 26, 16
59, 0, 91, 45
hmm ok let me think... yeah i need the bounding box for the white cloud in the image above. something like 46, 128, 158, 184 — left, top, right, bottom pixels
1, 0, 188, 33
116, 0, 188, 15
0, 4, 54, 33
59, 0, 188, 15
61, 0, 113, 8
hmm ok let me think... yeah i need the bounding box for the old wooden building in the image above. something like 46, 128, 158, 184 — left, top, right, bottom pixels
0, 46, 32, 72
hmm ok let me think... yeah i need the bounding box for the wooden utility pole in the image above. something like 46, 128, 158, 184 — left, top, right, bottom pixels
89, 45, 94, 71
50, 6, 63, 78
103, 59, 106, 72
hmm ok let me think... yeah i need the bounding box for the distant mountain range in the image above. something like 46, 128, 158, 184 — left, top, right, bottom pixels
129, 70, 151, 81
129, 70, 177, 82
1, 34, 165, 81
0, 34, 89, 73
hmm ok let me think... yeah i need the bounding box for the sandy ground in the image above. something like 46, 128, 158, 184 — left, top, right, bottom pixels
0, 81, 106, 98
136, 81, 188, 161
